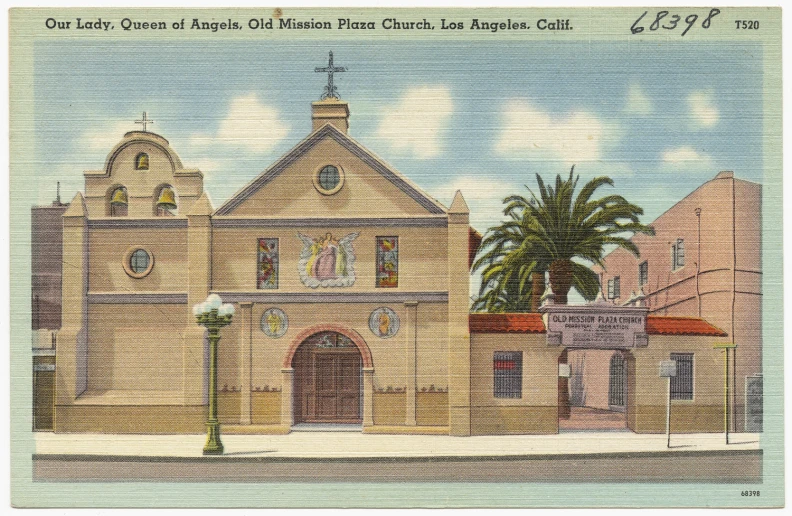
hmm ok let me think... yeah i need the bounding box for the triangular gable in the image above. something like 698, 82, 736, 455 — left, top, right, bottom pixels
215, 124, 447, 216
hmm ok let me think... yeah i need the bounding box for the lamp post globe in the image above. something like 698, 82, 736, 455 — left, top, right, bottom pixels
193, 294, 234, 455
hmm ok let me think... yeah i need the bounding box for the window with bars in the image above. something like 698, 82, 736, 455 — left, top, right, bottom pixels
672, 238, 685, 270
608, 353, 626, 407
670, 353, 694, 400
493, 351, 522, 399
638, 261, 648, 287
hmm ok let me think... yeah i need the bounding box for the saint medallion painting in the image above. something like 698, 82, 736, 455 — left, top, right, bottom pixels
297, 232, 358, 287
261, 308, 288, 338
369, 307, 399, 338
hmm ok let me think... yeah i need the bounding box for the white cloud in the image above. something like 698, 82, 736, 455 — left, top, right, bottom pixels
375, 86, 454, 159
438, 176, 514, 203
494, 99, 613, 163
189, 158, 223, 174
433, 175, 520, 234
662, 146, 713, 165
688, 91, 719, 128
624, 84, 653, 116
211, 93, 290, 152
81, 120, 137, 152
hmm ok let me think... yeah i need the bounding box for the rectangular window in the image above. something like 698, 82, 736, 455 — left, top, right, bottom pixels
672, 238, 685, 270
670, 353, 694, 400
607, 277, 620, 299
257, 238, 279, 289
493, 351, 522, 399
638, 261, 648, 287
376, 236, 398, 288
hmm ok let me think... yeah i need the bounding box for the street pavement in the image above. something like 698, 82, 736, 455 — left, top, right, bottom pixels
35, 430, 760, 459
33, 431, 763, 482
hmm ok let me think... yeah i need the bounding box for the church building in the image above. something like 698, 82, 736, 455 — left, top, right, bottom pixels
41, 62, 742, 437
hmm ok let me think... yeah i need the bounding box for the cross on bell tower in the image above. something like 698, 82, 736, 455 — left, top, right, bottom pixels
134, 112, 154, 132
315, 51, 347, 100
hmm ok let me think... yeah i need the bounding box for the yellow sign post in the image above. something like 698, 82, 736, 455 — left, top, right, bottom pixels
714, 343, 738, 444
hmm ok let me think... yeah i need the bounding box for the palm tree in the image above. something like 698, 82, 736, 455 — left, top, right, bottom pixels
473, 166, 654, 308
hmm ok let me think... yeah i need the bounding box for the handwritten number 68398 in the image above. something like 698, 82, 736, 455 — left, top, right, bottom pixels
631, 8, 720, 36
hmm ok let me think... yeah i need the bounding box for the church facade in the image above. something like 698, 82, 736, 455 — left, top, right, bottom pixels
46, 95, 738, 436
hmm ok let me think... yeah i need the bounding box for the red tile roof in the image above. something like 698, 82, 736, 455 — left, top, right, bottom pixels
645, 316, 728, 337
469, 313, 545, 333
469, 227, 482, 269
469, 313, 728, 337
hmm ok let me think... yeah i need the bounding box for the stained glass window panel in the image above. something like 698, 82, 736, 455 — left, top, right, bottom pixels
376, 236, 398, 288
257, 238, 279, 289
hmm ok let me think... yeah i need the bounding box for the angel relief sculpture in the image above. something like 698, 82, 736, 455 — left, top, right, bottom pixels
297, 232, 359, 288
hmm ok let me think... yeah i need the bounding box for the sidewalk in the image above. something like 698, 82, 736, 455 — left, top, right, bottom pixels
35, 430, 761, 459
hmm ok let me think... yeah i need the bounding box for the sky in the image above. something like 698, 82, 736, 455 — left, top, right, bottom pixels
32, 38, 764, 299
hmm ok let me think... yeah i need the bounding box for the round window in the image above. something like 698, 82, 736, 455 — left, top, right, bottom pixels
123, 247, 154, 278
313, 165, 344, 195
130, 249, 150, 273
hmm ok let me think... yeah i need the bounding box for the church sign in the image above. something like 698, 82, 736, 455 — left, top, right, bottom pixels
541, 303, 649, 349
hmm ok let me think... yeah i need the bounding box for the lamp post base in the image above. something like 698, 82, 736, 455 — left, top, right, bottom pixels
203, 421, 224, 455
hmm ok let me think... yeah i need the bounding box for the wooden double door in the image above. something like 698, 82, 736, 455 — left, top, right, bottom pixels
293, 332, 362, 424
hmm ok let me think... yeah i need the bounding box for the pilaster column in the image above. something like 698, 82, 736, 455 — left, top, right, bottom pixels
363, 367, 374, 427
184, 193, 214, 405
447, 190, 472, 436
404, 301, 418, 425
239, 302, 253, 424
281, 368, 294, 429
58, 193, 89, 403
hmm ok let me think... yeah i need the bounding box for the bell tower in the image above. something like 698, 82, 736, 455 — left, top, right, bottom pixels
82, 127, 204, 218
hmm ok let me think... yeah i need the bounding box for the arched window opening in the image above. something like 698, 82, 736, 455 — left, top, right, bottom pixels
109, 186, 128, 217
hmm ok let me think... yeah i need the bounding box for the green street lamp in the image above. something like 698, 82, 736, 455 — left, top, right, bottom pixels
193, 294, 235, 455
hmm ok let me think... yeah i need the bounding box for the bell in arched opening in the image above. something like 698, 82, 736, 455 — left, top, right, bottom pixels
156, 186, 177, 215
110, 187, 128, 206
110, 187, 128, 217
136, 153, 149, 170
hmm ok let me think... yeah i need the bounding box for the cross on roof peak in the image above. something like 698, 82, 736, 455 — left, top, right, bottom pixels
314, 51, 347, 100
134, 112, 154, 132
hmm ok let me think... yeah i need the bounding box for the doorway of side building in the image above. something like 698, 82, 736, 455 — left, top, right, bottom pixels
292, 331, 363, 426
560, 349, 630, 432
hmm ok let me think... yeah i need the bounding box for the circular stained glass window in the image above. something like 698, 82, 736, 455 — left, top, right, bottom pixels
314, 165, 343, 194
130, 249, 150, 273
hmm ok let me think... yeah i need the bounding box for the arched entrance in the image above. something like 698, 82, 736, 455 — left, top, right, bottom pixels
291, 331, 363, 424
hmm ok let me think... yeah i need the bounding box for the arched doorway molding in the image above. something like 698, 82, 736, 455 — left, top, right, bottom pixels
281, 324, 374, 428
283, 324, 373, 369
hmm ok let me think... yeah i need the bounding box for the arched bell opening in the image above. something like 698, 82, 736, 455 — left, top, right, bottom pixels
107, 185, 128, 217
153, 184, 178, 216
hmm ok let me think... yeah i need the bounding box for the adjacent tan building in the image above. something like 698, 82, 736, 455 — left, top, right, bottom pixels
43, 97, 743, 436
595, 171, 762, 432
